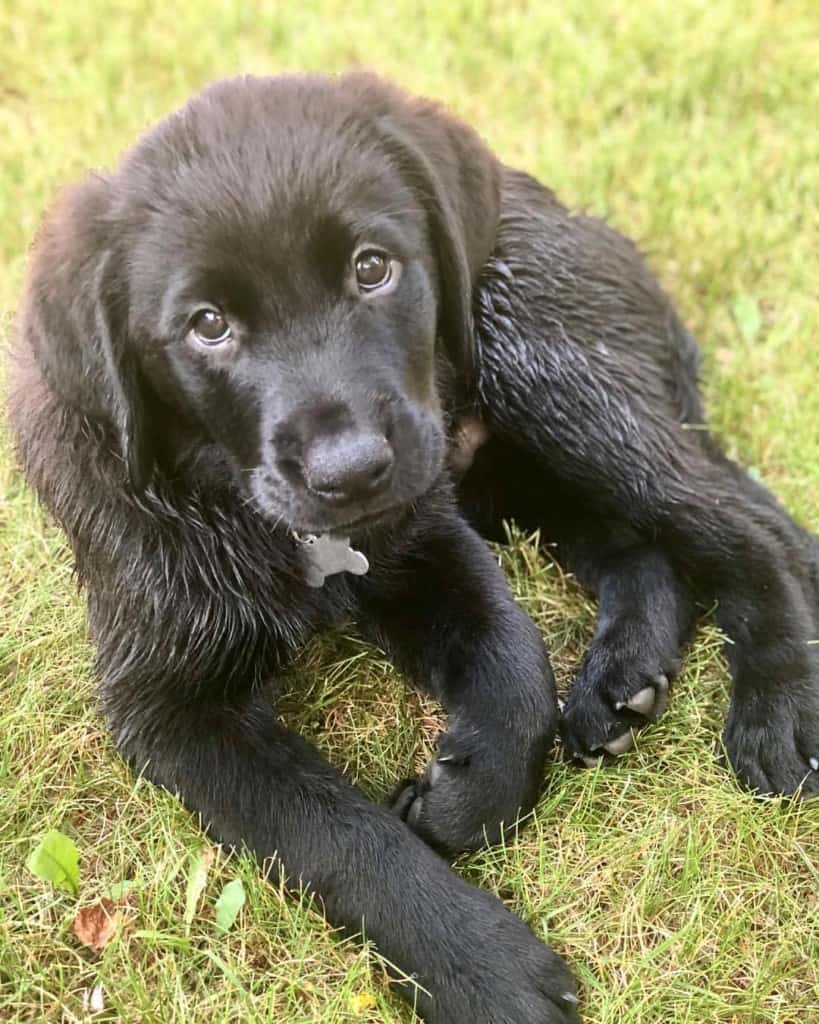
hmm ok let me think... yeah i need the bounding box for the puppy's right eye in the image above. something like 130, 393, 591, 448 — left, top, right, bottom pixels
354, 250, 394, 293
190, 309, 232, 346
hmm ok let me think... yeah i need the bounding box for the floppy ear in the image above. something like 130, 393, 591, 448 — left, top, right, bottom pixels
342, 74, 502, 385
21, 174, 154, 491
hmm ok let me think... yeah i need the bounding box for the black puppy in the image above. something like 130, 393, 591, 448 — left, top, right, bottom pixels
9, 72, 818, 1023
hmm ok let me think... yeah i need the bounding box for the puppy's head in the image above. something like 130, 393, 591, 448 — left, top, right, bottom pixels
22, 73, 500, 533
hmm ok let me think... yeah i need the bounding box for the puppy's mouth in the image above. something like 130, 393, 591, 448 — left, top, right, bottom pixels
336, 503, 413, 536
296, 502, 410, 539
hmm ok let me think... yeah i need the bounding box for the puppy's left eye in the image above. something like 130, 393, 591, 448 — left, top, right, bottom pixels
354, 250, 392, 292
189, 308, 232, 347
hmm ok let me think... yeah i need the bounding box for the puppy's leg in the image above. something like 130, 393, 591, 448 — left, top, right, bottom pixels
458, 445, 696, 763
475, 258, 819, 795
357, 505, 559, 855
104, 685, 577, 1024
553, 525, 696, 763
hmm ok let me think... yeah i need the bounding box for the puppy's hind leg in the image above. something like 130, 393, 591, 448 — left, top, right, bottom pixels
473, 253, 819, 795
553, 521, 697, 765
457, 446, 696, 765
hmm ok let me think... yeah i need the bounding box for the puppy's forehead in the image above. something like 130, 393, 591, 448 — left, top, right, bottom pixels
118, 76, 423, 256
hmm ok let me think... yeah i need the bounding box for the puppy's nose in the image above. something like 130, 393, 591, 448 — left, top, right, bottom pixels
304, 431, 394, 504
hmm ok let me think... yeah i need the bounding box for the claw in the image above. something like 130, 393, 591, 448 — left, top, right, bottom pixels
623, 686, 656, 716
436, 754, 458, 765
810, 757, 819, 772
436, 752, 469, 767
615, 674, 670, 719
406, 796, 423, 830
429, 751, 469, 785
578, 730, 634, 763
603, 731, 634, 756
613, 673, 670, 719
652, 673, 670, 718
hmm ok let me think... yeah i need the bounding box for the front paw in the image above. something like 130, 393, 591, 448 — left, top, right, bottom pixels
391, 724, 548, 855
416, 890, 580, 1024
723, 688, 819, 797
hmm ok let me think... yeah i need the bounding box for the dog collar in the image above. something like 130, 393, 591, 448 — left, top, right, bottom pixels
292, 532, 369, 588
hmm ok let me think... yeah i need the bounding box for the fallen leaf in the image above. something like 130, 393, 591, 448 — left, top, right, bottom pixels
184, 846, 215, 932
107, 879, 137, 901
26, 829, 80, 896
74, 898, 128, 951
214, 877, 246, 934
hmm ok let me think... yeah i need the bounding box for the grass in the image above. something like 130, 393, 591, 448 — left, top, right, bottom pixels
1, 0, 818, 1021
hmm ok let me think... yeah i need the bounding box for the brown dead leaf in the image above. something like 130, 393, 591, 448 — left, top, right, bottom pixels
73, 897, 130, 951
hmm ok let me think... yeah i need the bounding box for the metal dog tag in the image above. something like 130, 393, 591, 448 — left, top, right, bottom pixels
297, 533, 369, 588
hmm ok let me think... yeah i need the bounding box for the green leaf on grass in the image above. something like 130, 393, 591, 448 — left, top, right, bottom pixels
26, 830, 80, 896
214, 878, 246, 934
184, 846, 214, 932
107, 880, 137, 901
732, 294, 762, 344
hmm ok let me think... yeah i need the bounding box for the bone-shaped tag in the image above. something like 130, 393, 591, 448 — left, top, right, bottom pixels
298, 534, 370, 588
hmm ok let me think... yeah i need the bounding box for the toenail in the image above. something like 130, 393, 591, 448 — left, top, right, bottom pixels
406, 798, 423, 829
652, 674, 670, 717
624, 686, 655, 715
603, 731, 634, 756
810, 757, 819, 771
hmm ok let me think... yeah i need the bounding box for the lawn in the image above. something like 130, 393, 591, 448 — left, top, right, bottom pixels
1, 1, 818, 1021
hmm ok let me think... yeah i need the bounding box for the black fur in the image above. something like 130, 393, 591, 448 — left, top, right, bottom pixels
8, 71, 818, 1023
